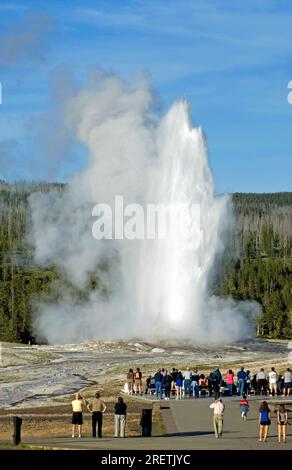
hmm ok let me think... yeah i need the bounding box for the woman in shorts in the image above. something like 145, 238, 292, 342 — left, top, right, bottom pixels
277, 404, 288, 444
175, 371, 183, 400
258, 401, 271, 442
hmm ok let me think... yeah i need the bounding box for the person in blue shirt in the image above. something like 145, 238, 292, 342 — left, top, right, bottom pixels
258, 401, 271, 442
154, 369, 163, 400
237, 367, 247, 397
212, 368, 222, 399
212, 367, 222, 382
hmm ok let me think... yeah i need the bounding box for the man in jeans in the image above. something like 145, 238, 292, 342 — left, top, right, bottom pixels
183, 367, 191, 398
87, 392, 107, 438
191, 368, 200, 398
154, 368, 163, 399
237, 367, 247, 396
210, 398, 225, 438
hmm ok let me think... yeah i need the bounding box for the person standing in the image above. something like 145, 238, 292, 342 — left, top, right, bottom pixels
268, 367, 278, 397
283, 368, 292, 397
277, 404, 288, 444
191, 368, 200, 399
114, 397, 127, 437
212, 370, 221, 399
183, 367, 191, 398
257, 368, 267, 396
175, 371, 183, 400
154, 368, 163, 400
245, 370, 252, 396
226, 369, 234, 396
239, 394, 249, 421
171, 368, 178, 396
258, 401, 271, 442
199, 374, 208, 398
163, 371, 172, 400
237, 367, 246, 396
87, 392, 107, 438
213, 367, 222, 383
134, 367, 142, 395
126, 368, 134, 395
71, 393, 88, 438
209, 398, 225, 438
145, 376, 152, 395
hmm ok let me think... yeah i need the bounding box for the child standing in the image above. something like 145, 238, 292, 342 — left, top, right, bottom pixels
240, 394, 249, 421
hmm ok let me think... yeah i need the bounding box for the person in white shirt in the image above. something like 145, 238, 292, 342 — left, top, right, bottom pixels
183, 367, 191, 397
283, 368, 292, 397
257, 368, 267, 395
209, 398, 225, 438
268, 367, 278, 396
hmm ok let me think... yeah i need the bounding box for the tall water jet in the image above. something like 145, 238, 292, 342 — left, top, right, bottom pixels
133, 101, 230, 338
29, 74, 260, 344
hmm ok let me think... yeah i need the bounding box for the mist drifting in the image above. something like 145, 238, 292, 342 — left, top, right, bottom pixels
29, 73, 260, 344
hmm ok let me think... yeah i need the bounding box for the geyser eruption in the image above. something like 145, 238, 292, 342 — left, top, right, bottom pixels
29, 73, 260, 343
136, 103, 230, 336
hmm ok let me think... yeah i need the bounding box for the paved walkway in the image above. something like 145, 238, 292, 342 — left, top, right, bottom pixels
6, 397, 292, 450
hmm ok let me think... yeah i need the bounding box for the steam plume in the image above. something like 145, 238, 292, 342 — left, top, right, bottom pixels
29, 72, 260, 344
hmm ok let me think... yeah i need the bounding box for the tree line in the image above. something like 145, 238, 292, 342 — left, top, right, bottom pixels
0, 182, 291, 343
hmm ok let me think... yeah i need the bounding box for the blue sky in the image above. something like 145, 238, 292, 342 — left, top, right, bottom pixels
0, 0, 292, 192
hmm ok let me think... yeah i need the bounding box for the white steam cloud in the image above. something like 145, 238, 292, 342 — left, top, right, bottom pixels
29, 72, 260, 344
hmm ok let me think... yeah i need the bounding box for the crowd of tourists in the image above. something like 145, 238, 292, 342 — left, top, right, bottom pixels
209, 397, 289, 443
71, 392, 127, 439
70, 391, 290, 444
124, 366, 292, 399
68, 365, 291, 442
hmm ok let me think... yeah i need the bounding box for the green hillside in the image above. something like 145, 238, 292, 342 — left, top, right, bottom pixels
0, 181, 291, 343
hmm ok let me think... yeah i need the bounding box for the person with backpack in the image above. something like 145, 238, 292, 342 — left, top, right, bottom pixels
239, 394, 249, 421
276, 404, 288, 444
258, 401, 271, 442
134, 367, 142, 395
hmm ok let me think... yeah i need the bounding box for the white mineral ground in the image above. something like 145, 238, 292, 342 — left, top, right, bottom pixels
0, 339, 290, 409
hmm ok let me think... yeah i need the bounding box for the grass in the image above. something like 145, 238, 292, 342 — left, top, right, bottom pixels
0, 443, 57, 450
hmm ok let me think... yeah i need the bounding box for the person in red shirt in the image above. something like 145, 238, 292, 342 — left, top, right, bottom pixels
240, 394, 249, 421
226, 369, 234, 396
134, 368, 142, 395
